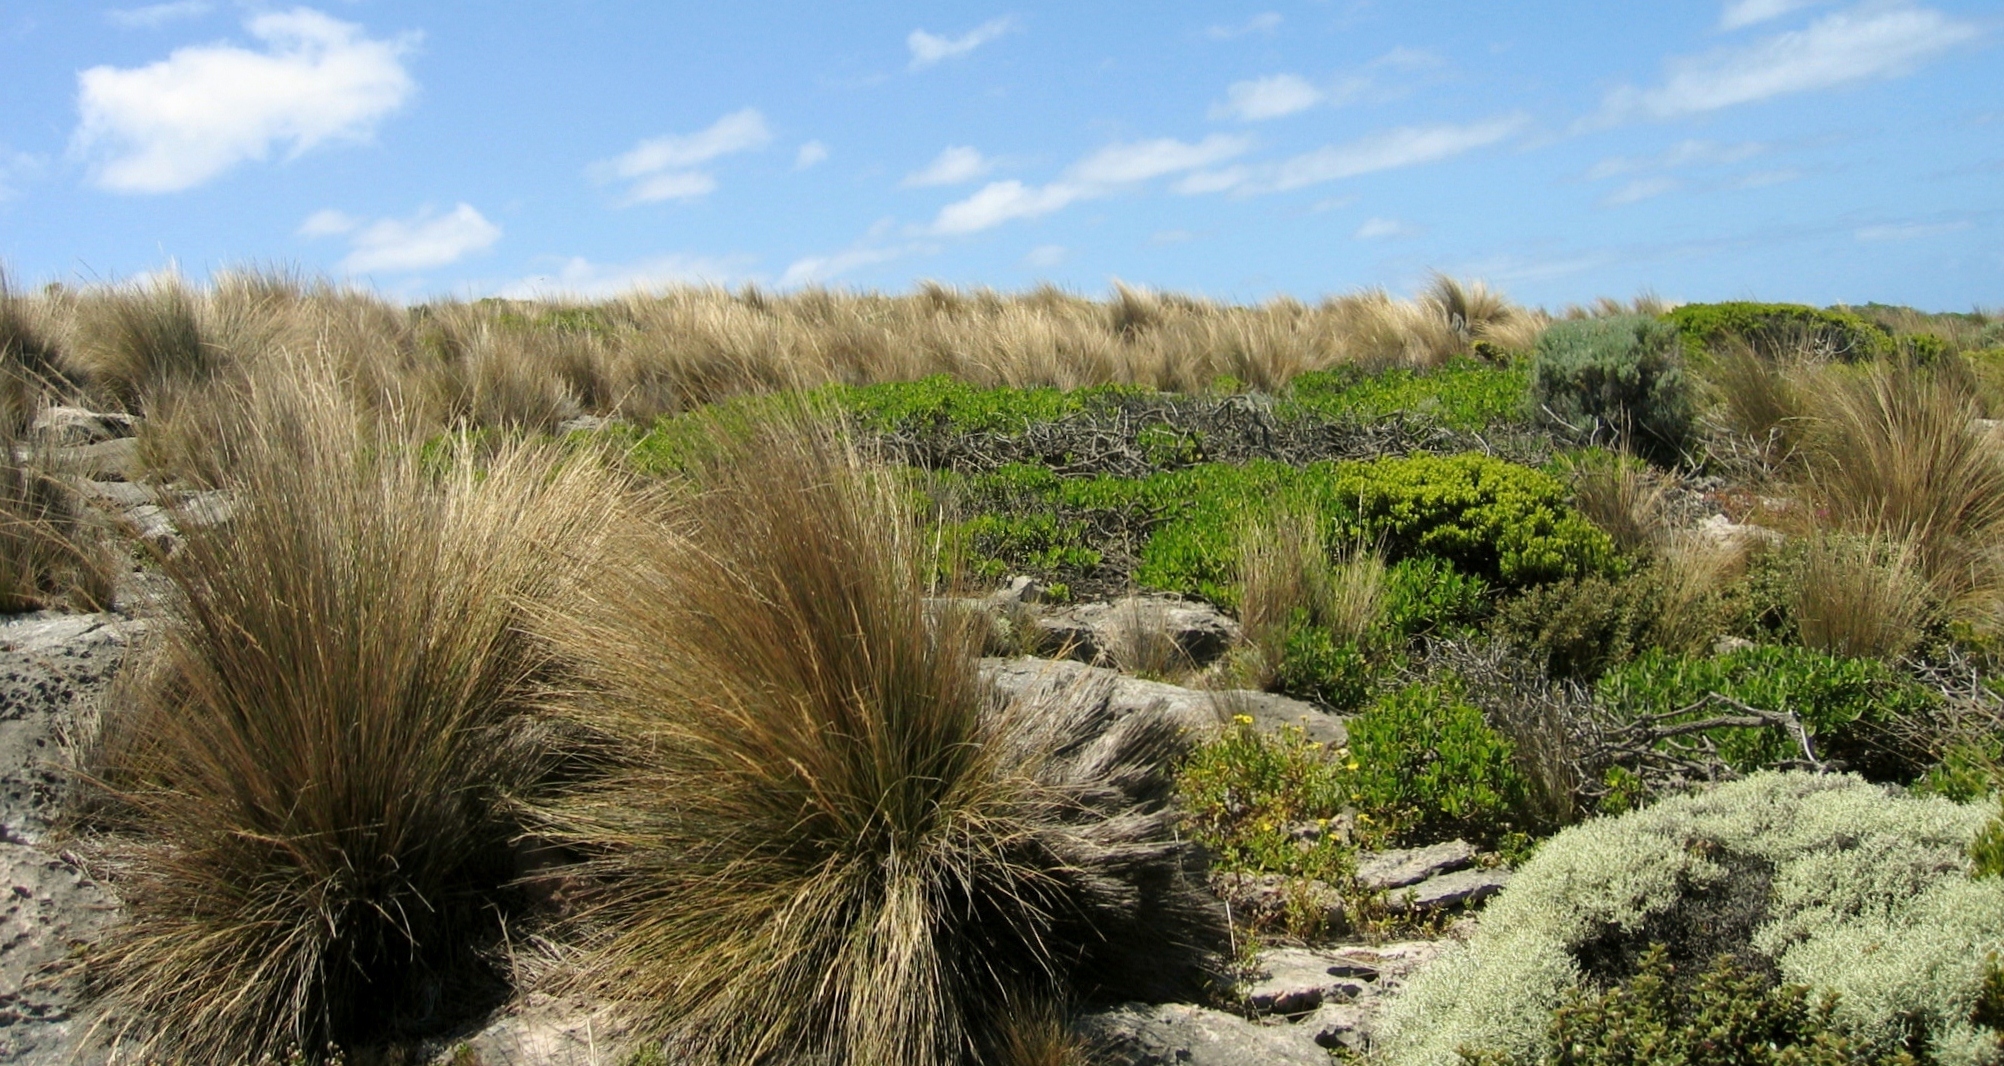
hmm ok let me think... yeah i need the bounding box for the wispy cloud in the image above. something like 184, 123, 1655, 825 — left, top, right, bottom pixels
794, 141, 828, 169
73, 8, 416, 193
1211, 74, 1325, 121
929, 134, 1250, 235
301, 203, 502, 274
591, 108, 771, 205
1599, 5, 1979, 123
1022, 244, 1067, 268
1209, 50, 1444, 122
1588, 139, 1767, 180
1353, 217, 1419, 240
1719, 0, 1825, 31
1186, 114, 1527, 196
908, 17, 1017, 70
1602, 177, 1683, 206
498, 253, 752, 299
0, 148, 47, 202
1856, 218, 1972, 241
105, 1, 212, 30
902, 146, 995, 187
1205, 12, 1282, 40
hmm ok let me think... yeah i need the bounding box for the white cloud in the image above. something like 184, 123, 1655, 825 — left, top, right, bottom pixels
106, 1, 212, 30
296, 207, 357, 236
302, 203, 500, 274
0, 149, 47, 202
592, 108, 770, 206
1720, 0, 1824, 30
929, 134, 1251, 235
1069, 134, 1251, 184
1856, 219, 1973, 241
931, 180, 1081, 235
794, 140, 828, 169
1206, 12, 1282, 40
1212, 74, 1324, 121
1588, 139, 1767, 180
1353, 217, 1417, 240
1023, 244, 1067, 268
1600, 5, 1979, 122
498, 253, 751, 299
73, 8, 416, 194
908, 17, 1017, 69
903, 146, 994, 187
1249, 114, 1529, 193
1603, 176, 1682, 205
779, 237, 930, 286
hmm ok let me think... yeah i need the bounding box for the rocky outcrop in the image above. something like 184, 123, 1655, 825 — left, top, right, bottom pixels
1034, 594, 1241, 668
1078, 1002, 1329, 1066
981, 656, 1347, 746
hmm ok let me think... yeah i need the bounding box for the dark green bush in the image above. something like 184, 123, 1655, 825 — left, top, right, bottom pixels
1346, 681, 1530, 844
1177, 718, 1350, 881
1459, 945, 1926, 1066
1666, 301, 1895, 362
1275, 626, 1379, 710
1596, 646, 1938, 781
1528, 315, 1694, 463
1383, 555, 1492, 636
1492, 571, 1662, 679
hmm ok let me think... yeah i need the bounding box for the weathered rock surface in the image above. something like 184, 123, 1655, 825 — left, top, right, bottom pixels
0, 610, 142, 1065
1035, 595, 1241, 668
1244, 947, 1371, 1015
1078, 1002, 1328, 1066
1354, 840, 1477, 891
1384, 866, 1512, 913
31, 408, 136, 448
75, 482, 235, 553
980, 656, 1347, 746
430, 993, 633, 1065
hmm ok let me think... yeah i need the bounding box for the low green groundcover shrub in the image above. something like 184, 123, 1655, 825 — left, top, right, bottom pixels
1373, 773, 2004, 1066
931, 453, 1615, 603
1527, 315, 1693, 463
1666, 301, 1894, 362
1596, 646, 1938, 782
1346, 681, 1531, 846
1281, 357, 1530, 431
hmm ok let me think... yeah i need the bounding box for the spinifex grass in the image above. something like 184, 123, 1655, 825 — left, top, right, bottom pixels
85, 364, 625, 1061
528, 416, 1225, 1066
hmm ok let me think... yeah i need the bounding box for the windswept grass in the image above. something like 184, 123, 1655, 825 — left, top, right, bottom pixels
527, 416, 1226, 1066
85, 361, 627, 1061
0, 428, 118, 612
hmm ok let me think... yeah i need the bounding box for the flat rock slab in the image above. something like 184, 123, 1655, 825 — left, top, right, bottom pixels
1035, 595, 1241, 668
1354, 840, 1476, 891
431, 994, 633, 1065
1385, 866, 1512, 913
0, 842, 119, 1065
980, 657, 1346, 747
1078, 1002, 1328, 1066
0, 613, 144, 845
1244, 947, 1371, 1015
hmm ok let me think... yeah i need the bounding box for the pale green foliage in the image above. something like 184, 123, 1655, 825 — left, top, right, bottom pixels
1374, 773, 2004, 1066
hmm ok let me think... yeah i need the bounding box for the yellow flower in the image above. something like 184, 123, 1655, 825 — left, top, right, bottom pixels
1346, 761, 1360, 771
1232, 714, 1255, 726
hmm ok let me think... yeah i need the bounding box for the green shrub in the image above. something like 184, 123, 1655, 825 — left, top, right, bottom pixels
1916, 739, 2004, 804
1330, 453, 1619, 587
1527, 315, 1694, 463
835, 374, 1151, 436
1384, 556, 1492, 636
1666, 302, 1894, 362
1491, 572, 1662, 680
1275, 626, 1379, 710
1346, 681, 1530, 845
1460, 945, 1927, 1066
1178, 718, 1351, 882
1281, 357, 1531, 431
1596, 646, 1938, 782
1373, 773, 2004, 1066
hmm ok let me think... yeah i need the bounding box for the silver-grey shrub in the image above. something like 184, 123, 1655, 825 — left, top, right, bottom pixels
1373, 771, 2004, 1066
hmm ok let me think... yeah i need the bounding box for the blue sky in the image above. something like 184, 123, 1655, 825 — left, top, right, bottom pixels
2, 1, 1999, 309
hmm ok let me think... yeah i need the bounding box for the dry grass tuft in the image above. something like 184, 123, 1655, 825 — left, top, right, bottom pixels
1799, 360, 2004, 597
1792, 532, 1930, 660
1237, 508, 1384, 685
528, 416, 1225, 1066
66, 273, 213, 410
1649, 531, 1748, 656
1561, 452, 1675, 554
1697, 340, 1812, 469
0, 429, 119, 612
85, 360, 626, 1062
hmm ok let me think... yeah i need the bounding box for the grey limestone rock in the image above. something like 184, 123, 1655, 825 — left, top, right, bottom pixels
1077, 1002, 1330, 1066
1354, 839, 1477, 891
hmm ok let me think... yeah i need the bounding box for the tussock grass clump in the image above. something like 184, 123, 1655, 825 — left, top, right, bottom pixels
530, 417, 1226, 1066
1562, 451, 1674, 554
1800, 361, 2004, 597
1236, 507, 1385, 686
1792, 533, 1930, 660
86, 365, 626, 1061
0, 430, 118, 612
67, 272, 213, 409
